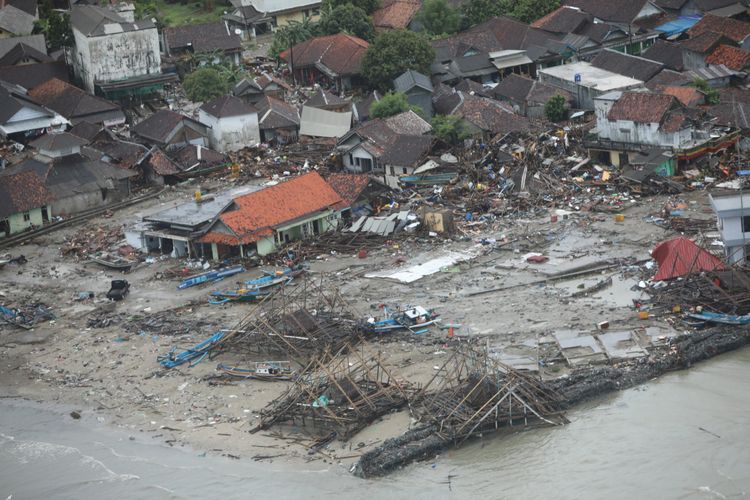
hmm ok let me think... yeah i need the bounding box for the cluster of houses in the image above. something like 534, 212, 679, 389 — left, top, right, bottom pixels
5, 0, 750, 259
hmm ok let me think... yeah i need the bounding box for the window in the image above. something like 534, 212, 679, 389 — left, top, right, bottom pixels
22, 212, 30, 222
743, 216, 750, 233
390, 166, 395, 176
348, 153, 353, 165
402, 168, 408, 175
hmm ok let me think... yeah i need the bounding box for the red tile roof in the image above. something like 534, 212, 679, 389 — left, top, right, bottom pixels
608, 92, 676, 123
705, 43, 750, 70
325, 173, 371, 210
280, 33, 369, 77
372, 0, 421, 30
201, 172, 343, 245
687, 14, 750, 44
662, 86, 704, 106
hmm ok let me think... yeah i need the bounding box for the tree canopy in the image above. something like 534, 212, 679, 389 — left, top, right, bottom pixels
690, 77, 719, 105
318, 3, 374, 41
322, 0, 380, 15
417, 0, 460, 36
34, 0, 72, 51
431, 115, 471, 144
544, 94, 567, 122
370, 92, 417, 118
362, 30, 435, 91
461, 0, 559, 28
183, 67, 230, 102
269, 17, 318, 58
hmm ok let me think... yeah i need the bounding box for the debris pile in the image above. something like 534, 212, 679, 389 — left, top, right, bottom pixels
61, 225, 125, 259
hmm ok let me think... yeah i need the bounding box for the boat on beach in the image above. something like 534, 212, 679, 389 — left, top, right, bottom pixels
216, 361, 294, 381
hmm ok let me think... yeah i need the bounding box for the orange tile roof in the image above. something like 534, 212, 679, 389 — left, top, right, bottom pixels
705, 43, 750, 70
662, 86, 704, 106
372, 0, 421, 29
201, 171, 343, 245
326, 172, 371, 210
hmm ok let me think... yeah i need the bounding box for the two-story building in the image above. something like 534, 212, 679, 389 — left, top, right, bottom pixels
70, 4, 176, 98
710, 192, 750, 263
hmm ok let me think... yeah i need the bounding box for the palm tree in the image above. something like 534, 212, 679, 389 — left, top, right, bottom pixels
280, 18, 317, 86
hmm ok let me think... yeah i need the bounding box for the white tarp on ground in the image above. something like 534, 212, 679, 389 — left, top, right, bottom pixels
299, 106, 351, 138
365, 250, 477, 283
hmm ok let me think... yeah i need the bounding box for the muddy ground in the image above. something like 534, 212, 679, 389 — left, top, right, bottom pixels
0, 182, 717, 470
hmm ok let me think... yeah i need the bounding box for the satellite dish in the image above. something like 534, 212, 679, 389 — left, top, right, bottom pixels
235, 29, 242, 35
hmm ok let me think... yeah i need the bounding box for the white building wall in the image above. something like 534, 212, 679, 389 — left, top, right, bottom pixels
73, 26, 161, 94
343, 145, 375, 173
597, 118, 689, 148
199, 111, 260, 152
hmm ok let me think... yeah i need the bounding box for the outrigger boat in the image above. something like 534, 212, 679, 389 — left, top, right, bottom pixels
90, 254, 135, 271
177, 265, 246, 290
686, 311, 750, 325
158, 330, 227, 368
216, 361, 293, 381
208, 288, 270, 304
208, 266, 305, 304
366, 305, 440, 334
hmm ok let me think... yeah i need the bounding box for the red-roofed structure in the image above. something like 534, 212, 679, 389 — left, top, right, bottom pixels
200, 172, 343, 257
705, 43, 750, 70
652, 236, 725, 281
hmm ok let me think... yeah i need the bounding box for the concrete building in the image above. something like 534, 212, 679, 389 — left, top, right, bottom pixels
255, 95, 300, 144
538, 61, 644, 109
198, 95, 260, 153
70, 5, 174, 98
710, 192, 750, 263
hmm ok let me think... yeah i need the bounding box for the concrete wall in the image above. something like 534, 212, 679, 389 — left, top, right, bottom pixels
404, 89, 434, 120
684, 50, 707, 71
73, 26, 161, 94
199, 111, 260, 152
343, 144, 376, 173
598, 118, 691, 148
274, 10, 319, 27
4, 207, 44, 235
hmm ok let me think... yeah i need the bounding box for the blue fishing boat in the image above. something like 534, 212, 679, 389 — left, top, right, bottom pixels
177, 265, 246, 290
399, 172, 458, 185
158, 331, 227, 369
243, 266, 305, 289
366, 305, 440, 334
686, 311, 750, 325
208, 266, 305, 304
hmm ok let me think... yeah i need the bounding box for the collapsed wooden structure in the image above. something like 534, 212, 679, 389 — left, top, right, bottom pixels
220, 274, 364, 361
415, 345, 567, 442
252, 342, 415, 438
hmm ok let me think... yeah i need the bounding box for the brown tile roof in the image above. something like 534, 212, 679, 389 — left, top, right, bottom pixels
608, 92, 676, 123
705, 43, 750, 69
255, 95, 300, 130
172, 144, 227, 169
642, 39, 686, 71
591, 49, 664, 82
200, 95, 257, 118
563, 0, 652, 24
280, 33, 369, 77
0, 61, 68, 90
0, 170, 53, 218
325, 172, 371, 209
662, 85, 704, 106
660, 110, 687, 133
680, 30, 730, 54
133, 109, 206, 144
645, 68, 692, 90
384, 110, 432, 135
201, 171, 343, 245
454, 93, 533, 134
531, 6, 589, 32
372, 0, 421, 29
147, 148, 181, 176
305, 88, 349, 108
28, 78, 122, 123
164, 21, 242, 54
687, 14, 750, 44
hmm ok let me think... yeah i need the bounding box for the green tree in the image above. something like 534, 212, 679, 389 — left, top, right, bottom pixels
183, 67, 230, 102
362, 30, 434, 91
544, 94, 567, 122
33, 5, 72, 51
690, 77, 719, 105
322, 0, 380, 15
511, 0, 559, 24
370, 92, 413, 118
318, 4, 374, 40
269, 18, 318, 59
461, 0, 512, 27
417, 0, 460, 36
431, 115, 471, 144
